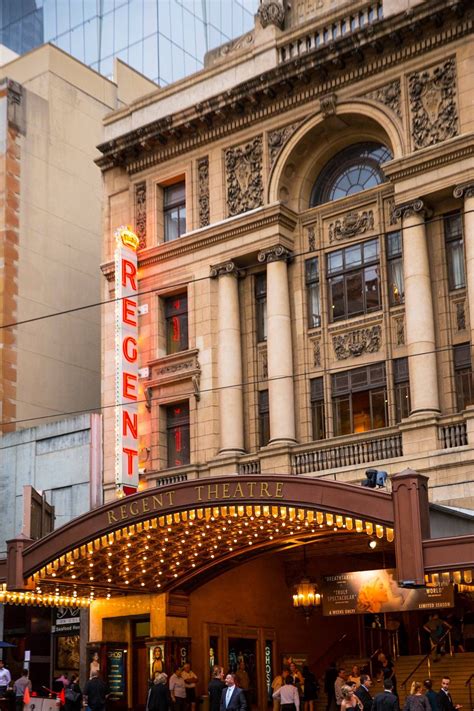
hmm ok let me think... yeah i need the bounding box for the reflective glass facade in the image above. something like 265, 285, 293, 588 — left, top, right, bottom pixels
0, 0, 258, 85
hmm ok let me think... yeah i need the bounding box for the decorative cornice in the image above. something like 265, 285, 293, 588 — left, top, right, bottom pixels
257, 244, 292, 264
96, 8, 473, 175
393, 199, 427, 220
210, 261, 244, 278
101, 203, 298, 281
453, 181, 474, 200
382, 132, 474, 182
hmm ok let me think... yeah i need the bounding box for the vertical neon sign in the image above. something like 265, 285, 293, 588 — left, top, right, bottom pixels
114, 226, 139, 496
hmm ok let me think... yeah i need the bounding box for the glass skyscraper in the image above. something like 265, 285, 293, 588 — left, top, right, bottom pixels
0, 0, 258, 86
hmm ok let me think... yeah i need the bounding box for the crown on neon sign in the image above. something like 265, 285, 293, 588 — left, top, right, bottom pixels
115, 225, 139, 251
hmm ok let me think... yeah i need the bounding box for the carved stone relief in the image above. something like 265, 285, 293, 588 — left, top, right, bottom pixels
312, 339, 321, 368
365, 80, 401, 117
258, 346, 268, 381
206, 31, 254, 66
268, 123, 300, 167
329, 210, 374, 243
387, 198, 400, 227
258, 245, 292, 264
135, 181, 146, 249
197, 156, 210, 228
332, 326, 382, 360
225, 136, 264, 217
456, 301, 466, 332
408, 58, 459, 151
257, 0, 286, 29
307, 225, 316, 252
319, 93, 337, 117
395, 317, 405, 346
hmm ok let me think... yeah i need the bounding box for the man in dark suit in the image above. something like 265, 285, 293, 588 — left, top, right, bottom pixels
373, 679, 399, 711
356, 674, 373, 711
437, 677, 462, 711
220, 673, 247, 711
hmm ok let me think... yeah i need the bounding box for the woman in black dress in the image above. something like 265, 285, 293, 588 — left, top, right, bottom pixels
302, 666, 319, 711
65, 673, 82, 711
208, 666, 225, 711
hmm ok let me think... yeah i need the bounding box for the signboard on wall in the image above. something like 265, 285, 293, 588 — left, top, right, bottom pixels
114, 226, 140, 496
321, 568, 454, 616
107, 648, 126, 699
52, 607, 81, 635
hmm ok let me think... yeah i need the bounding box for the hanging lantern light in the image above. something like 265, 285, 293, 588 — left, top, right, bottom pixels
292, 546, 321, 620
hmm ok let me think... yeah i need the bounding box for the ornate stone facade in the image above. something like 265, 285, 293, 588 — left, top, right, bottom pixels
332, 326, 382, 360
225, 136, 264, 217
307, 225, 316, 252
135, 181, 146, 249
365, 80, 401, 117
257, 245, 292, 264
408, 58, 459, 151
257, 0, 285, 29
329, 210, 374, 243
268, 123, 300, 167
197, 156, 210, 228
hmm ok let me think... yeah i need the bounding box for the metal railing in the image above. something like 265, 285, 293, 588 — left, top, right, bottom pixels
292, 430, 402, 474
464, 673, 473, 711
278, 1, 383, 64
401, 630, 451, 689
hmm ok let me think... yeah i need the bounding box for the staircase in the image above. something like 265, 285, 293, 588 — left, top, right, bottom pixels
312, 654, 474, 711
395, 653, 474, 709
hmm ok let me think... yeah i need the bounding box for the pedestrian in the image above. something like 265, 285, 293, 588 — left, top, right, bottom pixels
372, 680, 399, 711
170, 667, 187, 711
335, 669, 347, 711
324, 662, 338, 711
209, 666, 225, 711
273, 675, 300, 711
340, 685, 363, 711
378, 655, 397, 697
65, 673, 82, 711
147, 672, 170, 711
272, 670, 289, 711
403, 682, 431, 711
220, 672, 247, 710
424, 680, 439, 711
182, 662, 198, 711
83, 670, 109, 711
302, 666, 318, 711
348, 668, 361, 688
423, 614, 451, 662
0, 660, 11, 696
13, 669, 31, 711
355, 674, 373, 711
437, 677, 462, 711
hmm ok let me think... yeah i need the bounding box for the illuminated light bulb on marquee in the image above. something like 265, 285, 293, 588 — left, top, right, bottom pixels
114, 225, 140, 496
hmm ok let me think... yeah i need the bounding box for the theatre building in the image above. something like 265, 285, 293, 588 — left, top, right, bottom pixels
2, 0, 474, 709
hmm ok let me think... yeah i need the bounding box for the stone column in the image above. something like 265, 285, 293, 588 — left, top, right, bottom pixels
394, 200, 440, 416
210, 261, 245, 455
454, 182, 474, 348
392, 468, 430, 586
258, 245, 296, 445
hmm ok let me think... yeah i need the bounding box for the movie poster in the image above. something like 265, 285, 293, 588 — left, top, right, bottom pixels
321, 568, 454, 616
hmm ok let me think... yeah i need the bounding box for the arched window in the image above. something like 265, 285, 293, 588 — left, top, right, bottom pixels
310, 142, 393, 206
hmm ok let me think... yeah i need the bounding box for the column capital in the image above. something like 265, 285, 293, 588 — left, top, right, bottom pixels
453, 181, 474, 200
393, 199, 430, 221
210, 260, 244, 278
257, 244, 292, 264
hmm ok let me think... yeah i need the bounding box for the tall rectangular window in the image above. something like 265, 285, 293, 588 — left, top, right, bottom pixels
166, 402, 190, 468
332, 363, 387, 436
164, 294, 188, 354
386, 231, 404, 306
305, 258, 321, 328
258, 390, 270, 447
327, 239, 380, 322
394, 357, 410, 422
454, 343, 473, 412
310, 377, 325, 441
164, 181, 186, 242
255, 273, 267, 342
444, 212, 465, 290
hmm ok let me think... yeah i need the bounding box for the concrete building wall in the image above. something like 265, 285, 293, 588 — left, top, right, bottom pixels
0, 413, 102, 555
